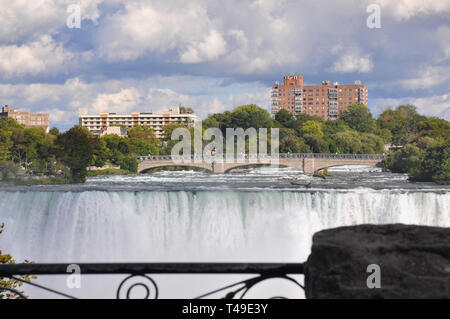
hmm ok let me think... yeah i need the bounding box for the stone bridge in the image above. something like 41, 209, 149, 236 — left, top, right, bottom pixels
137, 153, 385, 175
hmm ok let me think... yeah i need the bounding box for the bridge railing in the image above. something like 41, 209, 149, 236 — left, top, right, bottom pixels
0, 262, 305, 299
137, 153, 386, 161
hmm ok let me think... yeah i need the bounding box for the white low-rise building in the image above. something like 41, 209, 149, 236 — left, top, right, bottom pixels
100, 126, 128, 137
78, 107, 197, 138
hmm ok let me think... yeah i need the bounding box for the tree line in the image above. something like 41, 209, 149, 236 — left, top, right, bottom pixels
0, 103, 448, 184
201, 103, 448, 184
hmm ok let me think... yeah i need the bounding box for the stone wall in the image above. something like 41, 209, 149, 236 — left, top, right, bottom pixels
305, 224, 450, 298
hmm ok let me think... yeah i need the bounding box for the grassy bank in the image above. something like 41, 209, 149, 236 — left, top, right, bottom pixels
0, 176, 71, 186
87, 168, 132, 176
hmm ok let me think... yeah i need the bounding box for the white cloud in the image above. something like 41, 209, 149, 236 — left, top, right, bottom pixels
146, 88, 198, 112
0, 35, 74, 78
226, 88, 270, 111
94, 0, 306, 72
0, 0, 448, 126
43, 108, 70, 124
179, 30, 227, 63
399, 66, 450, 90
437, 106, 450, 121
96, 1, 218, 62
0, 0, 103, 43
92, 88, 141, 113
434, 26, 450, 62
330, 53, 374, 73
375, 0, 450, 21
410, 93, 450, 117
0, 76, 271, 127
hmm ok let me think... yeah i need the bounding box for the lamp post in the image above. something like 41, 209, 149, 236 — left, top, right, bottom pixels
211, 147, 216, 173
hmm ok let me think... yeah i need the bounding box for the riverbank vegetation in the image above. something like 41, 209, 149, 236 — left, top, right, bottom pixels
203, 104, 387, 154
377, 105, 449, 184
0, 103, 448, 184
203, 104, 448, 184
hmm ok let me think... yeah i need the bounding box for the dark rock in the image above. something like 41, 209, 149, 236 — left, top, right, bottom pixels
305, 224, 450, 299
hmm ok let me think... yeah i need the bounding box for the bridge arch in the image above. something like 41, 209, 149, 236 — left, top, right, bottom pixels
223, 163, 288, 174
313, 162, 382, 175
138, 162, 213, 174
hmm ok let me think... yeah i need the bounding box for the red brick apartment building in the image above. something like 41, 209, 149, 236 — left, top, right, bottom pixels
271, 74, 368, 120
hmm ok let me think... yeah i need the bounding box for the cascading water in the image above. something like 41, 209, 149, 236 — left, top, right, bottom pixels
0, 167, 449, 298
1, 189, 449, 263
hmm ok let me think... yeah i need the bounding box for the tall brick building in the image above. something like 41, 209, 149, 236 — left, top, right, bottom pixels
271, 74, 368, 120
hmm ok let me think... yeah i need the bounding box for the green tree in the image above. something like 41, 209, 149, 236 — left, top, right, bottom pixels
411, 137, 449, 184
0, 161, 22, 182
126, 125, 160, 156
377, 105, 426, 145
300, 120, 324, 137
203, 111, 233, 133
23, 128, 54, 173
49, 127, 59, 136
0, 128, 12, 160
341, 103, 376, 133
360, 133, 385, 154
418, 117, 450, 140
304, 134, 329, 153
374, 127, 393, 144
292, 113, 323, 137
202, 117, 221, 129
127, 125, 160, 147
275, 109, 295, 128
383, 144, 425, 175
415, 136, 437, 150
322, 119, 349, 136
179, 106, 194, 114
161, 123, 194, 155
229, 104, 272, 130
101, 134, 123, 164
119, 155, 138, 173
332, 131, 362, 154
279, 128, 310, 153
55, 126, 94, 183
90, 137, 109, 167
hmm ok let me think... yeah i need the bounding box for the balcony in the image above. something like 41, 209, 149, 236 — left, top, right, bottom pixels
328, 110, 338, 115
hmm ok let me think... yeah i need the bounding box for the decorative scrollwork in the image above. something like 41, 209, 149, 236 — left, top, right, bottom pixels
239, 275, 304, 299
116, 274, 159, 299
193, 275, 304, 299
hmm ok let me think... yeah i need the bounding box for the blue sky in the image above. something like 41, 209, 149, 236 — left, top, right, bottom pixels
0, 0, 449, 130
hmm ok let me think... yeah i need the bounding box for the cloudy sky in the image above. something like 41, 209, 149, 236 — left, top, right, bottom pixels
0, 0, 449, 129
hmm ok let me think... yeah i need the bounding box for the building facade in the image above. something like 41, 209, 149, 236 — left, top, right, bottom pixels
0, 105, 50, 131
271, 75, 368, 120
78, 106, 198, 138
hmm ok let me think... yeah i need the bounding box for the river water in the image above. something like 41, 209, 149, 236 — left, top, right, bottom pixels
0, 166, 448, 298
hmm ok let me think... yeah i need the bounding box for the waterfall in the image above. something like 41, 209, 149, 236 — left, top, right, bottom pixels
1, 189, 448, 264
1, 188, 448, 298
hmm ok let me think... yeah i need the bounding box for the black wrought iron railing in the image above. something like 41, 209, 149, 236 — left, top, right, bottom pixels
0, 262, 305, 299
